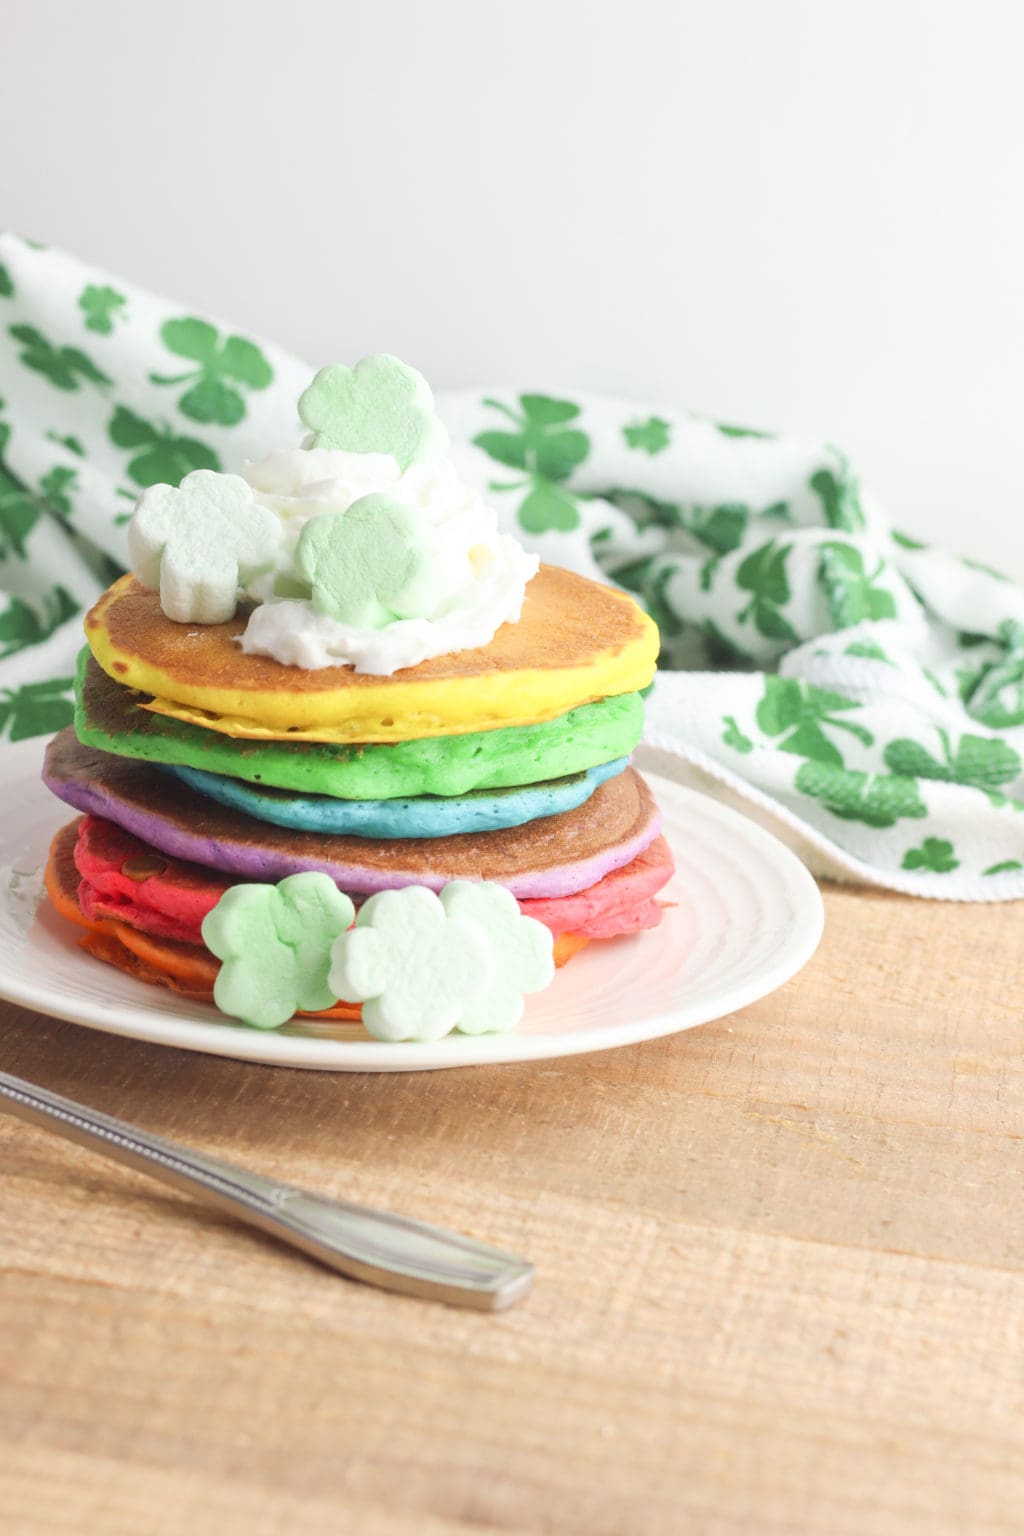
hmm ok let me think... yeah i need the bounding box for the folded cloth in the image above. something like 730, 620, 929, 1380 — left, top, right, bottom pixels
2, 230, 1023, 900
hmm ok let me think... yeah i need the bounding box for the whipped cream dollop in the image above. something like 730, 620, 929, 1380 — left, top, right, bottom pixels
237, 448, 538, 673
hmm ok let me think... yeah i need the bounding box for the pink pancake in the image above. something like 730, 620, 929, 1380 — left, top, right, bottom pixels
519, 834, 674, 936
70, 815, 671, 944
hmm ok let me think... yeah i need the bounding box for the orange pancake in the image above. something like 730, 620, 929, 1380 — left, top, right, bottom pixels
44, 822, 586, 1021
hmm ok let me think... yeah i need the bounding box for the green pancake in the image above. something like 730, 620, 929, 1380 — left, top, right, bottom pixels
75, 651, 644, 802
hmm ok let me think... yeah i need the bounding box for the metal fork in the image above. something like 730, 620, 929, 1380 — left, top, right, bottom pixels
0, 1070, 533, 1310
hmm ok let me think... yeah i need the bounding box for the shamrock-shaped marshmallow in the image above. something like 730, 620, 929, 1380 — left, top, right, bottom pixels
298, 355, 449, 470
435, 882, 555, 1034
128, 469, 282, 624
295, 494, 436, 628
328, 882, 555, 1043
202, 873, 355, 1029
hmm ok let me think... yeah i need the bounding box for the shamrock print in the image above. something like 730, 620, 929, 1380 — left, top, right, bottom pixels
715, 421, 774, 440
959, 620, 1024, 729
0, 677, 75, 742
794, 760, 926, 828
475, 394, 589, 481
984, 860, 1024, 876
844, 638, 893, 664
0, 408, 83, 552
0, 262, 12, 298
690, 503, 752, 558
721, 714, 753, 754
298, 355, 449, 469
809, 454, 865, 532
150, 317, 273, 426
0, 422, 40, 559
756, 676, 873, 766
0, 587, 77, 661
517, 482, 582, 533
603, 493, 785, 606
129, 469, 282, 624
202, 874, 356, 1029
736, 539, 798, 643
693, 503, 764, 592
45, 432, 85, 457
883, 727, 1021, 792
78, 283, 127, 335
623, 416, 671, 455
818, 541, 897, 627
474, 394, 589, 534
8, 324, 111, 391
108, 405, 220, 488
902, 837, 959, 874
295, 495, 434, 628
38, 465, 78, 524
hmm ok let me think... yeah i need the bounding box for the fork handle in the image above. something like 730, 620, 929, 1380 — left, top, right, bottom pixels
0, 1069, 533, 1310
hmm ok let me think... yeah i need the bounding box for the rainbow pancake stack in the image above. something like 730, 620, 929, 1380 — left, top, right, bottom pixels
41, 356, 673, 1040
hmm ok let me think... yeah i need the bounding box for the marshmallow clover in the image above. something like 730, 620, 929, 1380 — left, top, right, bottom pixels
328, 881, 555, 1043
295, 494, 437, 629
129, 469, 282, 624
202, 873, 355, 1030
298, 355, 449, 470
435, 881, 555, 1034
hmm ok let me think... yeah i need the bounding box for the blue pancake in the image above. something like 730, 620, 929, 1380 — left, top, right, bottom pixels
162, 758, 630, 839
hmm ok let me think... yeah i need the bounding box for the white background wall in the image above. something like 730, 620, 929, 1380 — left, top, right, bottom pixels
4, 0, 1023, 570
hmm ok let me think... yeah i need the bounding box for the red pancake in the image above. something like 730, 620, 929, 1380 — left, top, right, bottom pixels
74, 814, 233, 942
45, 821, 588, 1018
46, 821, 363, 1015
69, 815, 668, 943
519, 834, 674, 937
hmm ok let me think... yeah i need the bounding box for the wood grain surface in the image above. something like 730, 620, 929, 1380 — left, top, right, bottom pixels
2, 885, 1023, 1535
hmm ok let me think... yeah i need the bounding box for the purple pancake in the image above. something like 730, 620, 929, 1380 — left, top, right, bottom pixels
43, 730, 662, 900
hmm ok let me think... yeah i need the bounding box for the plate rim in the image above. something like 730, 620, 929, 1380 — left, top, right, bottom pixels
0, 738, 824, 1072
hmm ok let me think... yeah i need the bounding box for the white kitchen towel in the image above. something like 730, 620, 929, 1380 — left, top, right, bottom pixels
3, 230, 1023, 899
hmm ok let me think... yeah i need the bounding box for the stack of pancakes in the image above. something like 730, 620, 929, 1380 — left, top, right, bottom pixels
43, 562, 673, 1024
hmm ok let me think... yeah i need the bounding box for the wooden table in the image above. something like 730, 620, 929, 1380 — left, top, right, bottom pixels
1, 885, 1022, 1535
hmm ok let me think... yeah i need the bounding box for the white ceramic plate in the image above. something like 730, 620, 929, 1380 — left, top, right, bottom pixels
0, 739, 823, 1072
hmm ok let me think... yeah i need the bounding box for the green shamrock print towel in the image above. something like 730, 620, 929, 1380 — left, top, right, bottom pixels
3, 230, 1024, 900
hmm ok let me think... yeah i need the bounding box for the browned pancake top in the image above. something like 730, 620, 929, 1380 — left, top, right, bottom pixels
87, 564, 649, 698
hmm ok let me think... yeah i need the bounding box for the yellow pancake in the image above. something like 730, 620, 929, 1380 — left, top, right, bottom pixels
85, 566, 658, 744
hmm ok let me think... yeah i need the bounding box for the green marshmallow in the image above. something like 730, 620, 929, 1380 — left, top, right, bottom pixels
437, 882, 554, 1035
75, 651, 644, 801
202, 872, 355, 1029
298, 355, 449, 470
327, 880, 555, 1043
295, 495, 435, 628
328, 885, 493, 1043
